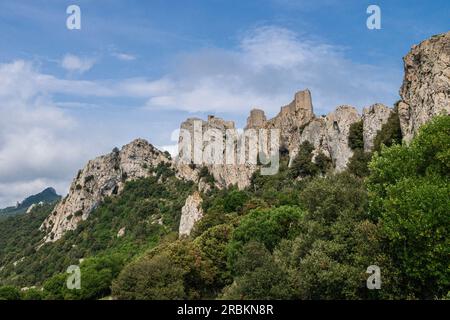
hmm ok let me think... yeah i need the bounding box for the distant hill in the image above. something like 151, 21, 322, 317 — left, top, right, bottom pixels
0, 188, 61, 217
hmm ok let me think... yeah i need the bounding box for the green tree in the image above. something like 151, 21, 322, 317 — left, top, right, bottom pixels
315, 152, 332, 175
113, 240, 215, 299
194, 224, 234, 292
348, 120, 364, 150
112, 252, 186, 300
228, 206, 304, 255
221, 242, 292, 299
222, 189, 249, 213
368, 116, 450, 299
0, 286, 21, 300
373, 106, 402, 152
21, 288, 43, 300
347, 149, 372, 177
290, 141, 318, 178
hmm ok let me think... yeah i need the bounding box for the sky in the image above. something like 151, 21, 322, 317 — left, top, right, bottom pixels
0, 0, 449, 207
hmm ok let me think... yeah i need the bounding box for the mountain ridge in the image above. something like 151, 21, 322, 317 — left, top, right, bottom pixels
40, 31, 450, 243
0, 187, 61, 217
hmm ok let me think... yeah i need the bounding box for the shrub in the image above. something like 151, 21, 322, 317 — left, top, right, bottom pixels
348, 120, 364, 150
368, 116, 450, 298
373, 107, 402, 152
347, 149, 372, 177
290, 141, 318, 178
221, 242, 292, 299
228, 206, 304, 256
0, 286, 21, 300
315, 152, 332, 174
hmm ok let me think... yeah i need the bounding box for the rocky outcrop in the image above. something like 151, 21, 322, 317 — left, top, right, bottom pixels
177, 90, 364, 186
297, 117, 329, 159
176, 115, 257, 190
179, 192, 203, 237
289, 105, 361, 171
267, 89, 315, 150
246, 109, 267, 129
40, 139, 170, 243
362, 103, 393, 152
264, 92, 360, 172
324, 105, 361, 171
398, 31, 450, 142
117, 227, 126, 238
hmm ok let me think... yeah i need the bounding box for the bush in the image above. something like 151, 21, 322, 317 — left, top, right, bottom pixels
373, 107, 402, 152
0, 286, 21, 300
347, 149, 372, 177
348, 120, 364, 150
113, 241, 215, 299
227, 206, 304, 256
290, 141, 318, 178
21, 288, 43, 300
315, 152, 332, 175
112, 251, 186, 300
368, 116, 450, 298
221, 242, 292, 299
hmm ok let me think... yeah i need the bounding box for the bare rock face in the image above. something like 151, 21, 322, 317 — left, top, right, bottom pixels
177, 89, 365, 187
267, 89, 315, 149
289, 106, 361, 171
325, 105, 361, 172
246, 108, 267, 129
399, 31, 450, 142
362, 103, 393, 152
289, 117, 329, 165
40, 139, 170, 243
176, 115, 257, 190
179, 192, 203, 237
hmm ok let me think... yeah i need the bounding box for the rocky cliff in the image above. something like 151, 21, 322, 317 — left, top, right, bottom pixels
398, 31, 450, 142
179, 192, 204, 237
39, 32, 449, 243
362, 104, 393, 152
40, 139, 171, 242
177, 115, 257, 190
177, 90, 367, 184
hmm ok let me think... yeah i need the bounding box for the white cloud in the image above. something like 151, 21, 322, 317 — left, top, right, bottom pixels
143, 26, 400, 115
0, 60, 105, 207
117, 78, 173, 97
3, 27, 400, 116
112, 52, 136, 61
61, 54, 96, 73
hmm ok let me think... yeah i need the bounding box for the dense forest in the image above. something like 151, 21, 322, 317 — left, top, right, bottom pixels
0, 115, 448, 300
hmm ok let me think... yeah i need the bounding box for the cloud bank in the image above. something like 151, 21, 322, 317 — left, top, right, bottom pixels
144, 26, 400, 115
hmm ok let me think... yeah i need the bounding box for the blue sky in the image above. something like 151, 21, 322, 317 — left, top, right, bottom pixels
0, 0, 449, 206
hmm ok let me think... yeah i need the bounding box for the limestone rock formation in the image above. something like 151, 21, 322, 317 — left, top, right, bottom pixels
177, 90, 364, 186
176, 115, 257, 190
298, 117, 329, 159
398, 31, 450, 142
324, 106, 361, 171
246, 108, 267, 129
266, 89, 315, 150
290, 105, 361, 171
179, 192, 203, 237
40, 139, 171, 243
362, 103, 393, 152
